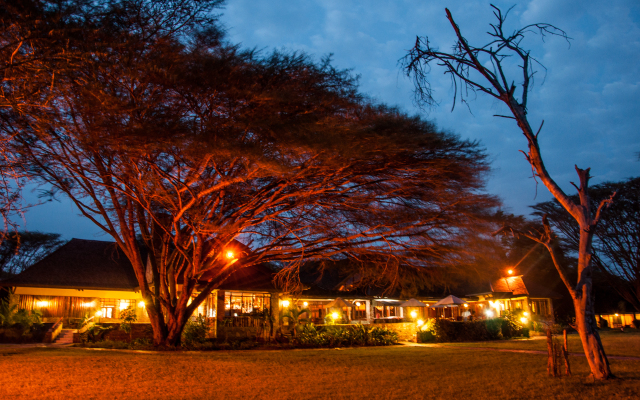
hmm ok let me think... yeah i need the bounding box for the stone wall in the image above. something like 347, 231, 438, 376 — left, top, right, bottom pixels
73, 323, 153, 343
370, 322, 417, 342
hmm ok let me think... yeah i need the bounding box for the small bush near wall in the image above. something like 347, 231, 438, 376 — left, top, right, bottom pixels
429, 318, 528, 342
296, 324, 398, 347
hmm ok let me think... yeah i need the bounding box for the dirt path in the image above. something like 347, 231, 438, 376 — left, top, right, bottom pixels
400, 341, 640, 361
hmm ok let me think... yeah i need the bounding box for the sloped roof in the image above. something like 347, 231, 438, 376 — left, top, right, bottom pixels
487, 275, 560, 299
0, 238, 139, 290
198, 262, 276, 292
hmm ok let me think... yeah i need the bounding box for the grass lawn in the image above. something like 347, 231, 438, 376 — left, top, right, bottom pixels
1, 344, 639, 399
441, 330, 640, 358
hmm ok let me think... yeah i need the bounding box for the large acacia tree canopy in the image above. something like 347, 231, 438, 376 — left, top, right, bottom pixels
2, 0, 498, 344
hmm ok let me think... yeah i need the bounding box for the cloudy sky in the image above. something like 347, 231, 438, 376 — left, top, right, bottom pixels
19, 0, 640, 240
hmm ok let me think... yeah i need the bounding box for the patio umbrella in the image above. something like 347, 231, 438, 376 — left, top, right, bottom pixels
326, 297, 354, 309
431, 295, 467, 308
400, 298, 427, 307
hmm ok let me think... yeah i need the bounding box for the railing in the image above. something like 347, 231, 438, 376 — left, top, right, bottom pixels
222, 316, 264, 328
43, 318, 63, 343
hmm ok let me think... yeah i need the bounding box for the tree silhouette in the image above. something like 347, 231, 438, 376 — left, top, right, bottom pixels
403, 5, 614, 379
3, 1, 496, 346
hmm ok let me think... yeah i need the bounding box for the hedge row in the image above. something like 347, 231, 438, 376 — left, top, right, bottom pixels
418, 318, 529, 343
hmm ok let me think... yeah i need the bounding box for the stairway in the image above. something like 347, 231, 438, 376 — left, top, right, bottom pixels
53, 329, 76, 345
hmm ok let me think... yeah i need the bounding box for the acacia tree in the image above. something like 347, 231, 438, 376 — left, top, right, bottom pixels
4, 1, 497, 346
403, 6, 614, 379
534, 177, 640, 312
0, 231, 65, 278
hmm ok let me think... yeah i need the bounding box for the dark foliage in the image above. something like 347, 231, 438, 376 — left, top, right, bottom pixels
533, 177, 640, 311
0, 231, 65, 278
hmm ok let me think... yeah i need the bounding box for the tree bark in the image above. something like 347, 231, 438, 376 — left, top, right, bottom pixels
563, 329, 571, 376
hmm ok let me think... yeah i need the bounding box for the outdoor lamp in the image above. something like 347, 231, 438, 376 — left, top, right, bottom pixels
138, 301, 145, 308
303, 302, 308, 307
523, 311, 528, 316
282, 300, 290, 308
463, 304, 468, 308
332, 312, 340, 320
417, 319, 424, 326
226, 250, 234, 259
520, 317, 528, 324
485, 310, 494, 318
410, 311, 418, 319
96, 310, 103, 317
508, 269, 514, 275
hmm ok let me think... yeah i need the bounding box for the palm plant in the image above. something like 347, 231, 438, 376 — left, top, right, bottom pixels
282, 306, 311, 340
0, 299, 17, 327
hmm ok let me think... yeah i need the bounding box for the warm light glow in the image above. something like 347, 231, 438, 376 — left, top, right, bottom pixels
417, 319, 424, 326
82, 301, 94, 308
523, 311, 529, 316
520, 317, 528, 324
463, 303, 468, 308
226, 251, 234, 259
282, 300, 290, 308
410, 311, 418, 319
332, 312, 340, 320
355, 302, 361, 307
492, 301, 501, 309
36, 301, 49, 308
138, 301, 145, 308
508, 269, 514, 275
234, 313, 238, 317
119, 300, 128, 310
479, 304, 483, 308
615, 313, 619, 317
96, 310, 103, 317
485, 310, 494, 318
489, 300, 494, 306
303, 302, 308, 307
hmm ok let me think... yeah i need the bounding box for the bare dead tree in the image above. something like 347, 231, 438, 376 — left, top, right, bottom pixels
403, 5, 614, 379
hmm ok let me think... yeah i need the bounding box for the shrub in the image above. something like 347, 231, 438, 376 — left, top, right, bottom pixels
119, 307, 138, 341
296, 324, 398, 348
182, 315, 209, 348
417, 330, 436, 343
432, 318, 515, 342
485, 318, 503, 340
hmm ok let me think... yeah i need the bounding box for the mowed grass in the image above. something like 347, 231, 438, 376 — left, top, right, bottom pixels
0, 345, 639, 399
442, 330, 640, 358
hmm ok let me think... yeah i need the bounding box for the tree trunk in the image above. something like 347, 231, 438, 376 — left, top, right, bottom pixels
573, 290, 611, 379
563, 329, 571, 376
572, 220, 613, 380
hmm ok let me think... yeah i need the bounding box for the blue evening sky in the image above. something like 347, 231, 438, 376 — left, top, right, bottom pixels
18, 0, 640, 240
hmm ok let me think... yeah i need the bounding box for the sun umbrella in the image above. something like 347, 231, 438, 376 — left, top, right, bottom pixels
431, 295, 467, 308
400, 298, 427, 307
326, 297, 354, 309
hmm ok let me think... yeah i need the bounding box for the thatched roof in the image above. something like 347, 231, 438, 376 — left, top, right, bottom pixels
0, 239, 139, 291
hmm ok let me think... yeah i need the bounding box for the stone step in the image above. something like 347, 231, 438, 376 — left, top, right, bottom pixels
53, 329, 76, 344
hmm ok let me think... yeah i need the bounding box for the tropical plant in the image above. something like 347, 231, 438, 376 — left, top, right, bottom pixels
0, 298, 16, 327
282, 306, 311, 339
119, 307, 138, 341
85, 324, 112, 343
